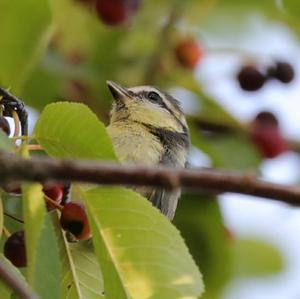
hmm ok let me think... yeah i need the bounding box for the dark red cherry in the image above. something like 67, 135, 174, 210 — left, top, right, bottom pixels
2, 184, 22, 196
250, 111, 288, 158
4, 230, 27, 267
237, 65, 266, 91
95, 0, 141, 26
60, 201, 91, 241
43, 184, 64, 211
268, 61, 295, 83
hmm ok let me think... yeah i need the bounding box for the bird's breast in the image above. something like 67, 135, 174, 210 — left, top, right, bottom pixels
107, 122, 164, 166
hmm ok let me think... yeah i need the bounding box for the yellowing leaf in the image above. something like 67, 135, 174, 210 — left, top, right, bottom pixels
84, 187, 204, 299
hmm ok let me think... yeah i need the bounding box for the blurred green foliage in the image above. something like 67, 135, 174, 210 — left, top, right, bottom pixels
232, 238, 284, 277
174, 194, 231, 299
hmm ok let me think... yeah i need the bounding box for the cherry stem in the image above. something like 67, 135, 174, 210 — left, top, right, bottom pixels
2, 226, 11, 238
11, 110, 20, 141
27, 144, 43, 151
44, 194, 63, 211
4, 212, 24, 224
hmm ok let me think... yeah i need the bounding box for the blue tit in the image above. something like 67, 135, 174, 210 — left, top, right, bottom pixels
107, 81, 190, 220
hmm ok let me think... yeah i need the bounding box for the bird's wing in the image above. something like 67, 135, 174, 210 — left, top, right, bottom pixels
149, 188, 181, 221
148, 147, 183, 221
146, 128, 189, 221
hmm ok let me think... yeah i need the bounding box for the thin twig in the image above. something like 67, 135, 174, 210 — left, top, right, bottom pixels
27, 144, 43, 151
0, 152, 300, 205
12, 110, 20, 140
0, 259, 38, 299
4, 212, 24, 224
144, 4, 183, 84
44, 194, 63, 211
3, 226, 11, 238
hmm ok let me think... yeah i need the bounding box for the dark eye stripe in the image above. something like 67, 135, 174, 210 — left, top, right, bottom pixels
136, 90, 187, 132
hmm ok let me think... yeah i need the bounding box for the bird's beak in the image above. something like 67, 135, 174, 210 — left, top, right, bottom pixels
107, 81, 132, 102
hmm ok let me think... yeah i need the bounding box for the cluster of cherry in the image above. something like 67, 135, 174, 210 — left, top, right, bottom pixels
74, 0, 204, 71
0, 105, 91, 268
3, 183, 91, 267
237, 61, 294, 91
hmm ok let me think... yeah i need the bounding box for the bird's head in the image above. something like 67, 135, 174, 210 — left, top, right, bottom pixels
107, 81, 187, 133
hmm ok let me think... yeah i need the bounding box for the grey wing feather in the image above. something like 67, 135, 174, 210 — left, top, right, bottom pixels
149, 188, 181, 221
148, 148, 183, 221
144, 127, 190, 220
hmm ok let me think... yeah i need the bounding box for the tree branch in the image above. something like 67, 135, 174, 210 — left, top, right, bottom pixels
0, 151, 300, 205
144, 3, 182, 84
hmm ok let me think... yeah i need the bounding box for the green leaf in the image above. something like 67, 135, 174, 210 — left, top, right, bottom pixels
83, 187, 204, 299
21, 57, 63, 111
66, 242, 105, 299
22, 183, 60, 299
22, 184, 45, 277
35, 102, 117, 160
51, 213, 104, 299
232, 238, 284, 277
0, 130, 14, 151
0, 281, 10, 299
173, 194, 232, 299
2, 192, 23, 239
0, 254, 35, 299
0, 0, 52, 90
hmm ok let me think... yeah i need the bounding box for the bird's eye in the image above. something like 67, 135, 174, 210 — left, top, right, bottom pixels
147, 91, 161, 102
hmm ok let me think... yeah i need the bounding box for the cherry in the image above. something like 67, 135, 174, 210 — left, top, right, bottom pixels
0, 116, 10, 136
4, 230, 27, 268
60, 201, 91, 241
95, 0, 141, 26
237, 65, 266, 91
250, 111, 288, 158
268, 61, 295, 83
2, 185, 22, 196
175, 38, 203, 69
43, 184, 64, 211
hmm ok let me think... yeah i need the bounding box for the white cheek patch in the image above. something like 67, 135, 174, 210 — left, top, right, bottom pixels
144, 100, 171, 114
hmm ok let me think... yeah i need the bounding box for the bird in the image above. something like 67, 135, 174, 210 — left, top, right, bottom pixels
106, 81, 190, 220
